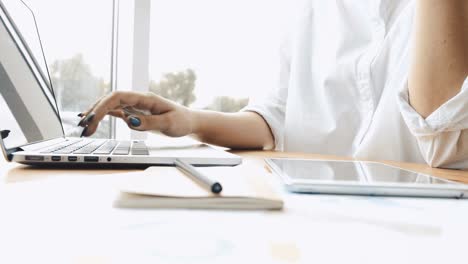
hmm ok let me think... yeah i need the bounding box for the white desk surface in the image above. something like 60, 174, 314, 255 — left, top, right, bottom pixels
1, 151, 468, 264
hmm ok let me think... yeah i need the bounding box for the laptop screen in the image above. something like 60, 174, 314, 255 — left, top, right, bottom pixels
0, 0, 63, 150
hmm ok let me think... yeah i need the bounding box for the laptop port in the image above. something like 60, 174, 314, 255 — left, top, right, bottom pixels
68, 156, 78, 162
84, 156, 99, 162
51, 156, 61, 161
25, 155, 44, 161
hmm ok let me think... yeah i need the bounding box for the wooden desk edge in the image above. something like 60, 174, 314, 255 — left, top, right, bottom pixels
1, 150, 467, 184
231, 150, 468, 184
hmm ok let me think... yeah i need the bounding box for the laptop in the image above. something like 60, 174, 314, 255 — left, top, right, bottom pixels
0, 0, 241, 167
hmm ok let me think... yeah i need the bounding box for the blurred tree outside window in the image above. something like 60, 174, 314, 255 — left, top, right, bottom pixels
149, 69, 196, 107
50, 54, 110, 112
148, 0, 292, 113
149, 69, 249, 112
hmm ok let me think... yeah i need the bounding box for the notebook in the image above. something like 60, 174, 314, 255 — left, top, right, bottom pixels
114, 165, 283, 210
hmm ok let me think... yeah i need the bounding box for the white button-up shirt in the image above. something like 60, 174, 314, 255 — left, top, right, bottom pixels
245, 0, 468, 168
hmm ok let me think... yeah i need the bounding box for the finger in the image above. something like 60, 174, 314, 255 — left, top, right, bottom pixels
125, 114, 169, 132
107, 109, 126, 119
77, 95, 108, 126
104, 110, 134, 131
84, 92, 153, 136
83, 92, 140, 136
84, 91, 172, 136
77, 112, 95, 127
81, 94, 107, 117
78, 110, 124, 127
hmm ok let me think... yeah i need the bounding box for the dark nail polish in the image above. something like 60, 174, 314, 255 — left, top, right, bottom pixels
77, 116, 86, 127
83, 112, 95, 123
77, 112, 95, 127
80, 127, 88, 138
77, 113, 84, 117
129, 116, 141, 127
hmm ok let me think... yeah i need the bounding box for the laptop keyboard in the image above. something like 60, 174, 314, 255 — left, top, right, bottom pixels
112, 141, 131, 155
73, 140, 108, 154
39, 139, 148, 155
39, 139, 82, 153
93, 140, 119, 154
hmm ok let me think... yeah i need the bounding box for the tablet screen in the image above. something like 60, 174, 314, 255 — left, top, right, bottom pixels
267, 158, 458, 186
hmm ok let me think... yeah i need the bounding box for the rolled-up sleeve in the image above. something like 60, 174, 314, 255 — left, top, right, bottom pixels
242, 38, 291, 151
398, 77, 468, 169
242, 89, 287, 151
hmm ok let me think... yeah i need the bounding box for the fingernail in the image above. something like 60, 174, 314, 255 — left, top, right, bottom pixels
77, 112, 95, 127
77, 113, 84, 117
129, 116, 141, 127
80, 127, 88, 138
84, 112, 95, 123
77, 116, 85, 126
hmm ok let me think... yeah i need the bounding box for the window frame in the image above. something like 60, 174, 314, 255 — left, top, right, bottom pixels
113, 0, 151, 140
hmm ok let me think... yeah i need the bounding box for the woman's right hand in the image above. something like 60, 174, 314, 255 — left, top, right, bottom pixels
78, 91, 196, 137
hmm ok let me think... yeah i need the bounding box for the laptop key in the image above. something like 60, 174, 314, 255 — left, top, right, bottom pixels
54, 141, 92, 154
112, 141, 131, 155
74, 140, 107, 154
131, 141, 149, 155
40, 139, 83, 153
52, 139, 100, 154
93, 140, 118, 154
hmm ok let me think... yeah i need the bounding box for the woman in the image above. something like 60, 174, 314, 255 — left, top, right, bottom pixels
79, 0, 468, 168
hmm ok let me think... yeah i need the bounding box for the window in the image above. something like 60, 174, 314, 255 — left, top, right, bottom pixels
148, 0, 293, 112
26, 0, 114, 138
14, 0, 295, 140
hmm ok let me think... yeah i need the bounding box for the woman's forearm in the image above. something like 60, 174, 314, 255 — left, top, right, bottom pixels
190, 110, 274, 150
408, 0, 468, 118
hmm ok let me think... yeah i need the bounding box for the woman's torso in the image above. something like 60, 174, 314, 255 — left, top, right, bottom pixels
283, 0, 425, 163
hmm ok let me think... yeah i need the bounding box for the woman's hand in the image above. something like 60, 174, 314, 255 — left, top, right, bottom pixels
78, 91, 195, 137
78, 91, 274, 150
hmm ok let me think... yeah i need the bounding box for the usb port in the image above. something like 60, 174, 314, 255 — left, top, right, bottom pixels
84, 156, 99, 162
68, 156, 78, 162
25, 155, 44, 161
51, 156, 61, 161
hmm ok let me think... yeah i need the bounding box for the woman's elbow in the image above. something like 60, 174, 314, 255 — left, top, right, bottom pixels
418, 130, 468, 169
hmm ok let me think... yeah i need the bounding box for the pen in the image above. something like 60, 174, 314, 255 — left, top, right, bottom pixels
174, 158, 223, 194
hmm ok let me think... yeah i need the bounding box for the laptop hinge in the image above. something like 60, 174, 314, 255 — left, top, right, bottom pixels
0, 129, 23, 161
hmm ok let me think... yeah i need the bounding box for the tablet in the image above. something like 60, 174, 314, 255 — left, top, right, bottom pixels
265, 158, 468, 199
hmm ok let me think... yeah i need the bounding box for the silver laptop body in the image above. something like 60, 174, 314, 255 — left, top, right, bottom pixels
0, 0, 241, 167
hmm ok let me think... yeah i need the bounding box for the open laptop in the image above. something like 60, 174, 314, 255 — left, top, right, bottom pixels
0, 0, 241, 167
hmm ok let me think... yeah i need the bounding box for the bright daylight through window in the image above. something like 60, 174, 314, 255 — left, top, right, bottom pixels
25, 0, 113, 138
21, 0, 293, 138
149, 0, 293, 112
